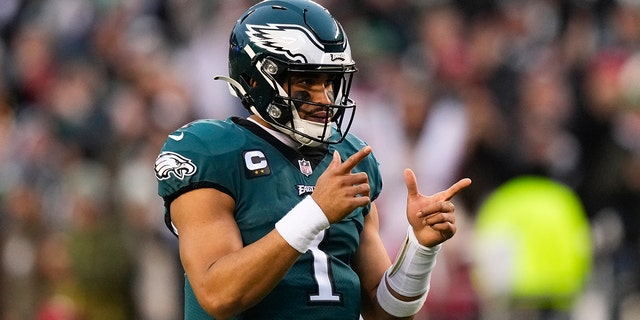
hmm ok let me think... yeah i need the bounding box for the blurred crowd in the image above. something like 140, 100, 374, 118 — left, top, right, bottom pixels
0, 0, 639, 319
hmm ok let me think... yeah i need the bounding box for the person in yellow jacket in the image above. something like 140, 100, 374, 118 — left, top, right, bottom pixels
472, 175, 592, 319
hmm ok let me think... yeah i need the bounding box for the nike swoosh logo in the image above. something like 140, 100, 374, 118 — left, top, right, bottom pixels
168, 132, 184, 141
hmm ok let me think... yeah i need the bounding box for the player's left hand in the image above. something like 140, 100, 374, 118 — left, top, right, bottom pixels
403, 169, 472, 247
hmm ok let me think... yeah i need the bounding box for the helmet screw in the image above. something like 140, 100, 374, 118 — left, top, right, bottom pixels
263, 60, 279, 75
267, 105, 282, 119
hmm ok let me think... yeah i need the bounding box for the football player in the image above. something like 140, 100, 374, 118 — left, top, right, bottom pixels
154, 0, 471, 319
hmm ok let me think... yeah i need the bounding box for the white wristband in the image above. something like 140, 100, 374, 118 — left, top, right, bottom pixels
275, 196, 330, 253
376, 274, 428, 317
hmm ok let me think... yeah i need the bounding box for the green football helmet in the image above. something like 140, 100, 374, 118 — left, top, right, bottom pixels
215, 0, 357, 147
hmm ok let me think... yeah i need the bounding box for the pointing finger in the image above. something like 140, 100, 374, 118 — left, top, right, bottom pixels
337, 146, 371, 174
438, 178, 472, 201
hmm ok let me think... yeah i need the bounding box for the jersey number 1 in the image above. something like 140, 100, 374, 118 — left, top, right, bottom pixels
308, 231, 342, 303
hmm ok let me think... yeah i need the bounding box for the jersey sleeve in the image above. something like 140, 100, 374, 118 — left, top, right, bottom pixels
155, 119, 242, 208
365, 150, 383, 202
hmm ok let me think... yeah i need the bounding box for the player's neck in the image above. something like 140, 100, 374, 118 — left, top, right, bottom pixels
247, 115, 301, 149
248, 114, 271, 128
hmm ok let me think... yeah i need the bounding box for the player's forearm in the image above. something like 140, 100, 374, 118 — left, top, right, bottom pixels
194, 230, 301, 319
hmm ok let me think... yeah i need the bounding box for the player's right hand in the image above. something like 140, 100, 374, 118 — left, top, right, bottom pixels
312, 146, 372, 224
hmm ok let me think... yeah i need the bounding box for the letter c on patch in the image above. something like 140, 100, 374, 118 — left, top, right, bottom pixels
243, 150, 271, 178
244, 150, 267, 170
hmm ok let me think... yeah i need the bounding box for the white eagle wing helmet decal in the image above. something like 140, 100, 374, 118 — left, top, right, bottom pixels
155, 151, 197, 180
245, 23, 352, 65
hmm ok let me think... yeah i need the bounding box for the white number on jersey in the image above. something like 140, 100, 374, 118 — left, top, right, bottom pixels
308, 230, 341, 303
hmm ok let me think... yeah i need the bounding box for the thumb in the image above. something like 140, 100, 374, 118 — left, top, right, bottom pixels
403, 168, 419, 197
328, 150, 342, 169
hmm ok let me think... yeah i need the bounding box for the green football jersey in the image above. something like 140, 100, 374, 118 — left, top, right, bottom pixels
155, 117, 383, 319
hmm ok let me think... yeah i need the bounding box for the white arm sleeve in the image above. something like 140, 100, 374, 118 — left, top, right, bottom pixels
376, 226, 441, 317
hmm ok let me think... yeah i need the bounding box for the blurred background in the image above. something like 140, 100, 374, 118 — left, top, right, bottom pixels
0, 0, 639, 319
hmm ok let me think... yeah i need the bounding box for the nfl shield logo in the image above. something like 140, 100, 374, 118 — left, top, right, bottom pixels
298, 159, 313, 176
